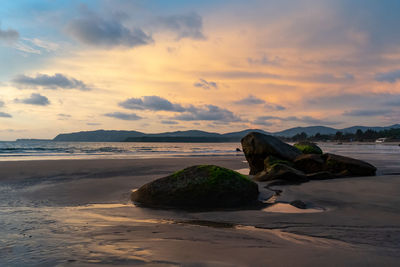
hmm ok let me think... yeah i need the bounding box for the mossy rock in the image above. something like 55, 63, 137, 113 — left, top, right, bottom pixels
241, 132, 302, 175
322, 153, 376, 176
293, 154, 326, 174
131, 165, 259, 209
254, 163, 308, 182
264, 156, 294, 169
294, 142, 323, 155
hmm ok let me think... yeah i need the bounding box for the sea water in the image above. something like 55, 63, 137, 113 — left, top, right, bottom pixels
0, 141, 399, 162
0, 141, 245, 161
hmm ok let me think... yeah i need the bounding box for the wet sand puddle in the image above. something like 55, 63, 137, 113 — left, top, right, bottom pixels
0, 202, 341, 266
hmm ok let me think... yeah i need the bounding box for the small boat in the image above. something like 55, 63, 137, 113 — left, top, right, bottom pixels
375, 138, 387, 143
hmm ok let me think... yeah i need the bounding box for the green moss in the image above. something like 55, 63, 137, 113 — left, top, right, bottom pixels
171, 169, 184, 178
267, 162, 282, 170
264, 156, 293, 169
196, 165, 252, 184
170, 165, 256, 193
294, 143, 322, 154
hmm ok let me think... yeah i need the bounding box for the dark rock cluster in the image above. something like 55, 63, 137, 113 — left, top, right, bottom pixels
241, 132, 376, 183
131, 132, 377, 209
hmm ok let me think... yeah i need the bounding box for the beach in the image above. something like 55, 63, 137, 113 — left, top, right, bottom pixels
0, 150, 399, 266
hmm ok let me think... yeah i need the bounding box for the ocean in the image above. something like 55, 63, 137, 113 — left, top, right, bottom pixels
0, 141, 245, 161
0, 141, 399, 167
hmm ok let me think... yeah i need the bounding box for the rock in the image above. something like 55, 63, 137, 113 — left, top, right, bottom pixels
306, 171, 335, 180
294, 154, 326, 174
131, 165, 259, 209
323, 153, 376, 176
241, 132, 302, 175
264, 156, 294, 169
254, 163, 308, 182
290, 200, 307, 209
294, 141, 323, 154
236, 148, 241, 152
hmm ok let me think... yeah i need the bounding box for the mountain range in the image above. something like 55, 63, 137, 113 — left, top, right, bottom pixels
51, 124, 400, 142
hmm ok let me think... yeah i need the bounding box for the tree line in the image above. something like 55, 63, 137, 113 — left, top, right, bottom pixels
281, 128, 400, 142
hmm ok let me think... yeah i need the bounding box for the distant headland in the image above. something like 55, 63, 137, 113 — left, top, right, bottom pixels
34, 124, 400, 142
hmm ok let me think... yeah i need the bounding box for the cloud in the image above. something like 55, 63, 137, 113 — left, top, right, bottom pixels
235, 95, 265, 105
285, 116, 341, 125
342, 109, 392, 116
265, 103, 286, 111
104, 112, 142, 121
253, 115, 340, 126
204, 71, 280, 79
161, 120, 179, 125
13, 73, 90, 91
15, 93, 50, 106
119, 95, 242, 123
301, 73, 355, 84
193, 79, 218, 90
251, 119, 274, 126
0, 129, 26, 133
87, 122, 101, 126
13, 38, 60, 55
57, 113, 71, 120
0, 100, 4, 107
119, 96, 185, 112
234, 95, 286, 110
14, 42, 41, 54
248, 55, 280, 65
26, 38, 59, 52
66, 14, 153, 47
0, 112, 12, 118
334, 0, 400, 51
0, 25, 19, 43
385, 97, 400, 106
173, 105, 242, 122
307, 93, 400, 109
375, 70, 400, 83
157, 12, 205, 40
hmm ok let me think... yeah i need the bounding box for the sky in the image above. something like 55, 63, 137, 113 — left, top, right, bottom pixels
0, 0, 400, 140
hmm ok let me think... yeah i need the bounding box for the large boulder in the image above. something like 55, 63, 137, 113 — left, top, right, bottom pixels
323, 153, 377, 176
254, 163, 308, 182
294, 141, 323, 154
131, 165, 259, 209
241, 132, 302, 175
294, 154, 326, 174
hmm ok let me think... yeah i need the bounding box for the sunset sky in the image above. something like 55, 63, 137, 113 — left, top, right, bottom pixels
1, 0, 400, 140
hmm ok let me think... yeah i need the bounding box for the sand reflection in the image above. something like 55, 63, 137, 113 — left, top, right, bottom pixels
262, 203, 325, 213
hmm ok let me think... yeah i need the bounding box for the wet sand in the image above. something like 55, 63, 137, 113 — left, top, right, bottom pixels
0, 156, 399, 266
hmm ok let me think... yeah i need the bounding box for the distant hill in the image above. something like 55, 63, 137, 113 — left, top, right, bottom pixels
124, 129, 269, 142
340, 124, 400, 134
16, 139, 52, 142
273, 126, 337, 137
146, 130, 221, 138
53, 129, 267, 142
222, 129, 270, 138
53, 130, 145, 142
272, 124, 400, 137
51, 125, 400, 142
